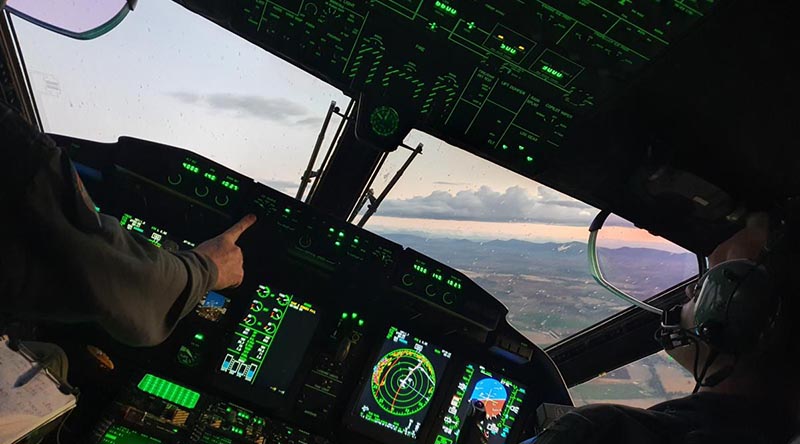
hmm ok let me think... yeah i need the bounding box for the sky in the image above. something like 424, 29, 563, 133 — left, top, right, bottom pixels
12, 1, 688, 253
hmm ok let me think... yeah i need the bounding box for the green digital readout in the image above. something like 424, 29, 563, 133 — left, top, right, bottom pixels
221, 180, 239, 191
541, 65, 564, 79
434, 1, 457, 16
137, 374, 200, 409
182, 162, 199, 174
120, 213, 171, 248
499, 43, 518, 55
100, 424, 163, 444
446, 278, 462, 290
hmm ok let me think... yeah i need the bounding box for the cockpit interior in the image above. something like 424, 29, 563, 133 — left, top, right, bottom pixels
1, 0, 797, 443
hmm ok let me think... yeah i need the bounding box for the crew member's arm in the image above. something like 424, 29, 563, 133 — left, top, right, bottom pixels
518, 403, 685, 444
0, 102, 254, 346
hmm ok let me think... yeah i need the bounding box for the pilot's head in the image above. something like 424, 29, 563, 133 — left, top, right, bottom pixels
666, 213, 768, 370
666, 209, 798, 396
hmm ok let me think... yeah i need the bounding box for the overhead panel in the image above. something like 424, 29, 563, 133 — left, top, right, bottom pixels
179, 0, 715, 176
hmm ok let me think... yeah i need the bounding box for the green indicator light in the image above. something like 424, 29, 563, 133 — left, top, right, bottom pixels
526, 156, 534, 162
353, 238, 360, 244
429, 22, 438, 30
338, 231, 345, 238
329, 227, 335, 233
194, 333, 204, 341
335, 241, 341, 247
137, 374, 200, 409
204, 172, 217, 181
182, 162, 200, 174
541, 65, 565, 79
342, 312, 348, 319
500, 43, 518, 55
467, 21, 476, 30
369, 106, 400, 137
351, 312, 358, 319
284, 208, 291, 214
221, 180, 239, 192
434, 0, 457, 15
518, 145, 525, 151
94, 206, 101, 212
358, 319, 365, 327
501, 143, 509, 150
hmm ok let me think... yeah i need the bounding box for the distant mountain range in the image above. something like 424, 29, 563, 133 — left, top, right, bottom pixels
376, 232, 697, 300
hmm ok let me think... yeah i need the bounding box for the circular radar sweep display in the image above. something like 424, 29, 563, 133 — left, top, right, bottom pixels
369, 106, 400, 137
371, 348, 436, 416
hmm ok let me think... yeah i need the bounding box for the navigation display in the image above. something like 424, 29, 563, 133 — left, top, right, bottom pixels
435, 364, 526, 444
353, 326, 451, 441
217, 283, 319, 405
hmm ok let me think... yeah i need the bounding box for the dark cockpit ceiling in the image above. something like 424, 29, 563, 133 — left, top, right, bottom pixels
172, 0, 799, 255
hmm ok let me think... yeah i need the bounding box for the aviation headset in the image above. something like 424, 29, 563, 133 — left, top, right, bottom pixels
657, 202, 795, 387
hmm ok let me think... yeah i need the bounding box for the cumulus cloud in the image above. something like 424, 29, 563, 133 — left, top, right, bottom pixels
168, 92, 312, 123
378, 185, 600, 226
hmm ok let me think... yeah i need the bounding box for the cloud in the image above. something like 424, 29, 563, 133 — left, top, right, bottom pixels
433, 181, 470, 186
167, 92, 311, 123
377, 185, 602, 226
260, 179, 300, 190
293, 116, 324, 127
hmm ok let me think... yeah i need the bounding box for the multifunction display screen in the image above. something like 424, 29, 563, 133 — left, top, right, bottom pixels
435, 364, 527, 444
217, 283, 319, 406
354, 326, 451, 441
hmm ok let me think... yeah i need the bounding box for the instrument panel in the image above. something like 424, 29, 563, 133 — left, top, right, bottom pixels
174, 0, 716, 174
57, 133, 571, 444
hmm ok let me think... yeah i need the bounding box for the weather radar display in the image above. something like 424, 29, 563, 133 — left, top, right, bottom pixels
435, 364, 526, 444
354, 326, 451, 440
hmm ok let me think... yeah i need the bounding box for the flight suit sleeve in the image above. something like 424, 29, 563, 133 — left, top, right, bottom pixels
1, 102, 218, 346
519, 404, 684, 444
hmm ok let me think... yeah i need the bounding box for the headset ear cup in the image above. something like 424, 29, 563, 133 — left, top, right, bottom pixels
697, 321, 725, 351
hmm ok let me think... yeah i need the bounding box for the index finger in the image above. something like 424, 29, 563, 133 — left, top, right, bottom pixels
224, 214, 257, 241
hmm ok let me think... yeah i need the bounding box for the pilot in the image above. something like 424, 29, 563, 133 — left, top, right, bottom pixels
0, 2, 255, 347
522, 208, 799, 444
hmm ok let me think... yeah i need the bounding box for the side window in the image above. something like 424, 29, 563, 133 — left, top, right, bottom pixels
570, 351, 695, 407
594, 214, 699, 302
